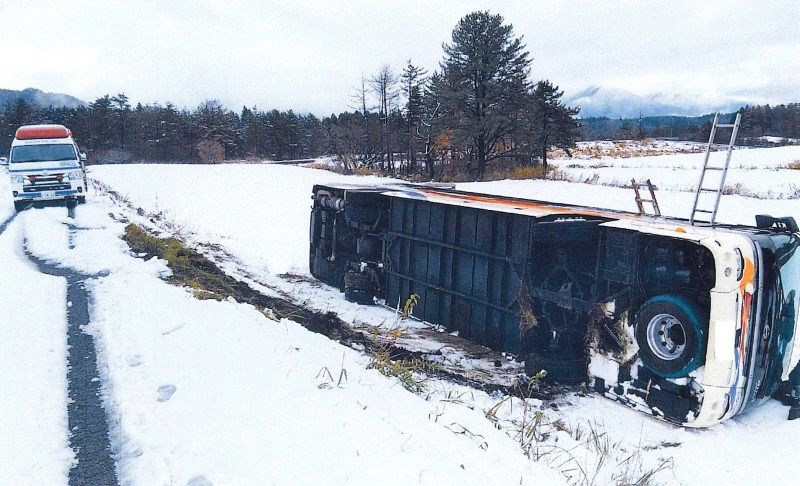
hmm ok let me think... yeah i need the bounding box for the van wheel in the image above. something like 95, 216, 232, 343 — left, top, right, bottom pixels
635, 295, 706, 378
14, 201, 25, 212
78, 196, 86, 204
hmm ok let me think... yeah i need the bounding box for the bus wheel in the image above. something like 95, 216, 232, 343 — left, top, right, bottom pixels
635, 295, 706, 378
344, 271, 375, 305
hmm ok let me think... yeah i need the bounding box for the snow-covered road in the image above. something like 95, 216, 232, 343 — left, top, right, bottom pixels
21, 206, 118, 485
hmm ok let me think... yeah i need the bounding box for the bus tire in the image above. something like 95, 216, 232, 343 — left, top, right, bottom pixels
345, 204, 378, 226
635, 295, 706, 378
344, 271, 374, 305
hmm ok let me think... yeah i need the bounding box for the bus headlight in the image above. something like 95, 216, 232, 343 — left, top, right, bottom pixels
10, 174, 24, 184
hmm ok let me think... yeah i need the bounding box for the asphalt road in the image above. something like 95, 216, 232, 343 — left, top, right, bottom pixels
16, 204, 118, 485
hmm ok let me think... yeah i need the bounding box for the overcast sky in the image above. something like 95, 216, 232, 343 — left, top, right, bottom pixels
1, 0, 798, 114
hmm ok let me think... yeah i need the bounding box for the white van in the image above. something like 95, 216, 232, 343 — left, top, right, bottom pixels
2, 124, 88, 211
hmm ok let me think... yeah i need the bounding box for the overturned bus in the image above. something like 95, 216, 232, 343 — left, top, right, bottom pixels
308, 183, 800, 427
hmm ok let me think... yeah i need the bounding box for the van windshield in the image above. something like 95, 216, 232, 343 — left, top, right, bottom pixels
10, 144, 77, 163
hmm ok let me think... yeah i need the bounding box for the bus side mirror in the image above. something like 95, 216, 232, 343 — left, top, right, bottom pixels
80, 153, 87, 162
0, 157, 7, 166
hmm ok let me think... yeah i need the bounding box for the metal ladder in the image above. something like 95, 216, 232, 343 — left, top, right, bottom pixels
631, 179, 661, 216
689, 113, 741, 226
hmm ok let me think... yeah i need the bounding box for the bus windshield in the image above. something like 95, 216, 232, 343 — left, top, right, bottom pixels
10, 144, 77, 163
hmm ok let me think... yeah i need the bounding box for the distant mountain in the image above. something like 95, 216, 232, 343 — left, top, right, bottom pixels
0, 87, 85, 109
565, 86, 747, 119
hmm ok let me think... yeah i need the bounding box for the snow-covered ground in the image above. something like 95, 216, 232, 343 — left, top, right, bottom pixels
89, 145, 800, 277
86, 146, 800, 485
2, 175, 562, 484
553, 144, 800, 199
93, 165, 396, 275
3, 144, 799, 485
0, 205, 74, 482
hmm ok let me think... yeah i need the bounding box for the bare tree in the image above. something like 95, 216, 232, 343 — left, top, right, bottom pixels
347, 76, 378, 167
401, 60, 428, 174
369, 65, 399, 171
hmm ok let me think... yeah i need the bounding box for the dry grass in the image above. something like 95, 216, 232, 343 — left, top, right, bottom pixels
305, 162, 334, 171
787, 160, 800, 170
721, 183, 757, 197
367, 308, 439, 393
548, 139, 705, 160
369, 350, 433, 393
352, 165, 383, 176
437, 165, 553, 183
487, 165, 552, 180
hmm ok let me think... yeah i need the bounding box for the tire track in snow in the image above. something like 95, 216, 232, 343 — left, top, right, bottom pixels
24, 205, 118, 486
0, 213, 15, 235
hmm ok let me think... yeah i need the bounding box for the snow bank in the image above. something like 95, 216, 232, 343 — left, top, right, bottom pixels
0, 169, 13, 222
0, 219, 74, 484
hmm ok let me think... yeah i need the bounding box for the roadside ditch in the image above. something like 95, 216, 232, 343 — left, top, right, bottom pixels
121, 222, 558, 401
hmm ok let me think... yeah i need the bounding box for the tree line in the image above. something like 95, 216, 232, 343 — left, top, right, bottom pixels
0, 11, 580, 181
580, 104, 800, 144
0, 95, 324, 164
580, 115, 717, 141
736, 103, 800, 143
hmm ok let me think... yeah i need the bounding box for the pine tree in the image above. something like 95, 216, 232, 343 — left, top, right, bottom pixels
88, 95, 115, 150
437, 11, 531, 180
111, 93, 131, 149
532, 80, 580, 169
636, 114, 647, 140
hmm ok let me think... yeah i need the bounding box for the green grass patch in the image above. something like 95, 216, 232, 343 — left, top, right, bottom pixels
123, 223, 240, 300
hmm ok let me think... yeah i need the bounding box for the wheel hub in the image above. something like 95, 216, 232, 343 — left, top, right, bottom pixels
646, 313, 686, 361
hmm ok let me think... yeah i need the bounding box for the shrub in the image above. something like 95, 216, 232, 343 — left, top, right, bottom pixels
196, 139, 225, 164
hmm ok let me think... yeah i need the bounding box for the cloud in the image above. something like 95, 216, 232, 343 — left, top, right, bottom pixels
1, 0, 798, 114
